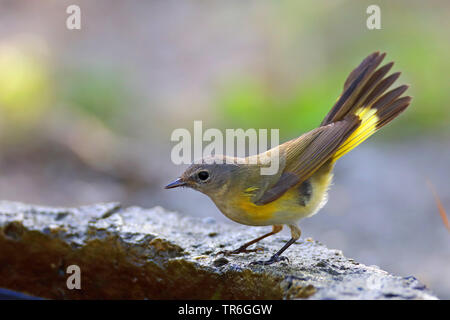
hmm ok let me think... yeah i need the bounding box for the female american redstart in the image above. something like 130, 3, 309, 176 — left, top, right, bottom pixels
166, 52, 411, 265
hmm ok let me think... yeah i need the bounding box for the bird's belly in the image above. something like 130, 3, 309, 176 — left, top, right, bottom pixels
218, 171, 333, 226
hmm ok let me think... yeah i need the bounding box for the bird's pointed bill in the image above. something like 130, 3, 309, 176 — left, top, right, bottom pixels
164, 178, 186, 189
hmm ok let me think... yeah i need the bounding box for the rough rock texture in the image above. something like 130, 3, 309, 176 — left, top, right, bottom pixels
0, 201, 437, 300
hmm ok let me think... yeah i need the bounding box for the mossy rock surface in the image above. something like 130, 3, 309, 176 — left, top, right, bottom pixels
0, 201, 437, 299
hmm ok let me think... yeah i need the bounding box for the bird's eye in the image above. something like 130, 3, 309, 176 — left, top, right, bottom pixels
197, 171, 209, 181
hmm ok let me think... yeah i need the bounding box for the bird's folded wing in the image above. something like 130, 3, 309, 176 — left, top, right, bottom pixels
254, 118, 359, 205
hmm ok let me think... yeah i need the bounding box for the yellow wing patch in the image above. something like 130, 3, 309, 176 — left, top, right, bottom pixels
244, 186, 259, 193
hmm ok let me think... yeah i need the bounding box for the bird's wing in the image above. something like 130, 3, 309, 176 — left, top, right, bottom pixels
254, 117, 359, 205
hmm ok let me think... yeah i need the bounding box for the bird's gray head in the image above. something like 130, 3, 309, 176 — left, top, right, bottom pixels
164, 156, 241, 197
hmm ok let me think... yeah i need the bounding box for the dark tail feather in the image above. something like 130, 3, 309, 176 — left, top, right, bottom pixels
321, 52, 409, 126
324, 52, 412, 160
321, 52, 382, 125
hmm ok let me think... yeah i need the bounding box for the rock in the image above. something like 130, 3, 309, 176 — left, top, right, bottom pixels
0, 201, 437, 299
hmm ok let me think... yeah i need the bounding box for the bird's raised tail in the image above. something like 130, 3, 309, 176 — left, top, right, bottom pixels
321, 52, 411, 160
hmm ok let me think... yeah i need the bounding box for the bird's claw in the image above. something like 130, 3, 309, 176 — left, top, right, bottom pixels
249, 254, 289, 266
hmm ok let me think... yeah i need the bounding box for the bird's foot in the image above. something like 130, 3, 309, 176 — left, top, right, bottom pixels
216, 247, 263, 256
249, 254, 289, 266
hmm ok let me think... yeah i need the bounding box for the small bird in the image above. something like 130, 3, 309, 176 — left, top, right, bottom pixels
165, 52, 411, 265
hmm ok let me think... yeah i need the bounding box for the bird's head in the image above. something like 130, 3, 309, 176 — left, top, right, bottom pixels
164, 156, 241, 198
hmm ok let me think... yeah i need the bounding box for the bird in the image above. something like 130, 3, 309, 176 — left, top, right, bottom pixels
165, 52, 411, 265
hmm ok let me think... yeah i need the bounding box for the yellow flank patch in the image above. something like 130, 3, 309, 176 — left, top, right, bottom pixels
333, 106, 379, 160
237, 187, 297, 222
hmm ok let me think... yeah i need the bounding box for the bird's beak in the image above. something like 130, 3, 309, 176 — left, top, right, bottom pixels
164, 177, 186, 189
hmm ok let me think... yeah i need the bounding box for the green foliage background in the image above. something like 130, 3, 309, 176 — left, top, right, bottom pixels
214, 1, 450, 141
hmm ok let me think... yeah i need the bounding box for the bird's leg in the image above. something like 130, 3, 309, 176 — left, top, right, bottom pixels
217, 225, 283, 255
250, 224, 301, 265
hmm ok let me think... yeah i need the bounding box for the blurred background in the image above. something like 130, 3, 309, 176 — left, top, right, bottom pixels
0, 0, 449, 298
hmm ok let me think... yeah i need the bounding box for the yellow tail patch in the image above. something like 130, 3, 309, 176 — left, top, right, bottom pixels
333, 106, 379, 160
